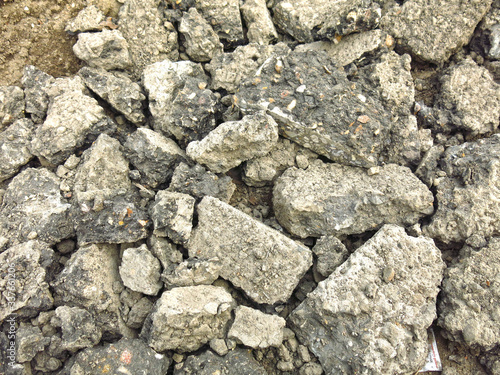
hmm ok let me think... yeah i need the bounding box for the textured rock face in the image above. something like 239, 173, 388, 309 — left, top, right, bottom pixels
0, 241, 55, 322
0, 118, 34, 182
119, 244, 162, 296
241, 0, 278, 45
424, 135, 500, 243
0, 85, 25, 130
381, 0, 492, 63
188, 196, 313, 304
273, 160, 434, 238
312, 235, 349, 278
186, 112, 279, 174
65, 5, 106, 33
0, 168, 73, 245
289, 225, 445, 375
53, 306, 102, 352
142, 285, 236, 352
235, 49, 393, 168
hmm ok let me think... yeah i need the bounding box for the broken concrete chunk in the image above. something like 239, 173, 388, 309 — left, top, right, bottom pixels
118, 0, 178, 77
415, 145, 445, 188
192, 0, 243, 45
79, 67, 146, 124
0, 168, 73, 245
143, 59, 218, 146
179, 8, 223, 62
142, 285, 236, 352
186, 112, 279, 174
21, 65, 54, 122
424, 135, 500, 243
64, 338, 171, 375
119, 244, 162, 296
381, 0, 492, 63
174, 349, 268, 375
123, 128, 185, 188
0, 85, 25, 130
150, 191, 195, 244
168, 162, 236, 203
15, 324, 51, 363
65, 5, 107, 34
73, 29, 132, 70
289, 225, 445, 375
53, 306, 102, 352
0, 119, 34, 182
241, 0, 278, 45
312, 235, 349, 278
273, 160, 434, 238
228, 306, 286, 349
236, 49, 393, 168
188, 196, 313, 304
162, 258, 221, 289
148, 235, 184, 270
30, 90, 115, 165
438, 238, 500, 353
0, 241, 55, 322
126, 296, 154, 329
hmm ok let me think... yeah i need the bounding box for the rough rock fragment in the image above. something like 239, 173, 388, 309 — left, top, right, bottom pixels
168, 162, 236, 203
236, 49, 393, 168
79, 67, 146, 124
0, 119, 34, 182
0, 85, 24, 130
415, 145, 445, 188
0, 168, 73, 245
0, 241, 55, 322
148, 234, 184, 270
273, 160, 434, 238
381, 0, 492, 63
15, 324, 50, 363
142, 285, 236, 352
53, 306, 102, 351
423, 135, 500, 243
289, 225, 445, 375
123, 128, 185, 188
434, 58, 500, 135
65, 5, 107, 34
51, 244, 132, 338
312, 235, 349, 278
118, 0, 178, 77
150, 191, 195, 244
63, 338, 171, 375
143, 59, 218, 145
192, 0, 243, 45
186, 112, 279, 174
188, 196, 313, 304
125, 296, 154, 329
162, 258, 221, 288
179, 8, 223, 62
73, 29, 132, 70
174, 349, 268, 375
228, 306, 286, 349
30, 90, 115, 165
119, 244, 162, 296
21, 65, 54, 122
241, 0, 278, 45
438, 238, 500, 354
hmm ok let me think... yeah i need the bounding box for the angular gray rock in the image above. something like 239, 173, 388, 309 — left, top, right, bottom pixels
21, 65, 54, 122
0, 168, 73, 245
312, 236, 349, 278
174, 349, 268, 375
125, 296, 154, 329
162, 258, 221, 288
0, 241, 55, 322
381, 0, 492, 63
53, 306, 102, 352
235, 49, 393, 168
168, 162, 236, 203
148, 234, 184, 270
73, 29, 132, 70
289, 225, 445, 375
118, 0, 178, 77
228, 306, 286, 349
0, 85, 24, 130
438, 238, 500, 353
192, 0, 243, 45
79, 67, 146, 124
119, 244, 162, 296
15, 324, 50, 363
0, 119, 34, 182
188, 196, 313, 304
65, 5, 106, 34
424, 135, 500, 243
186, 112, 279, 174
142, 285, 236, 352
123, 128, 185, 188
241, 0, 278, 45
30, 90, 115, 165
143, 59, 218, 146
51, 243, 133, 338
273, 160, 434, 238
179, 8, 223, 62
63, 338, 171, 375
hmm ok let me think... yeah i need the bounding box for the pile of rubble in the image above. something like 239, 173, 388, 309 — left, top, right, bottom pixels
1, 0, 500, 374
